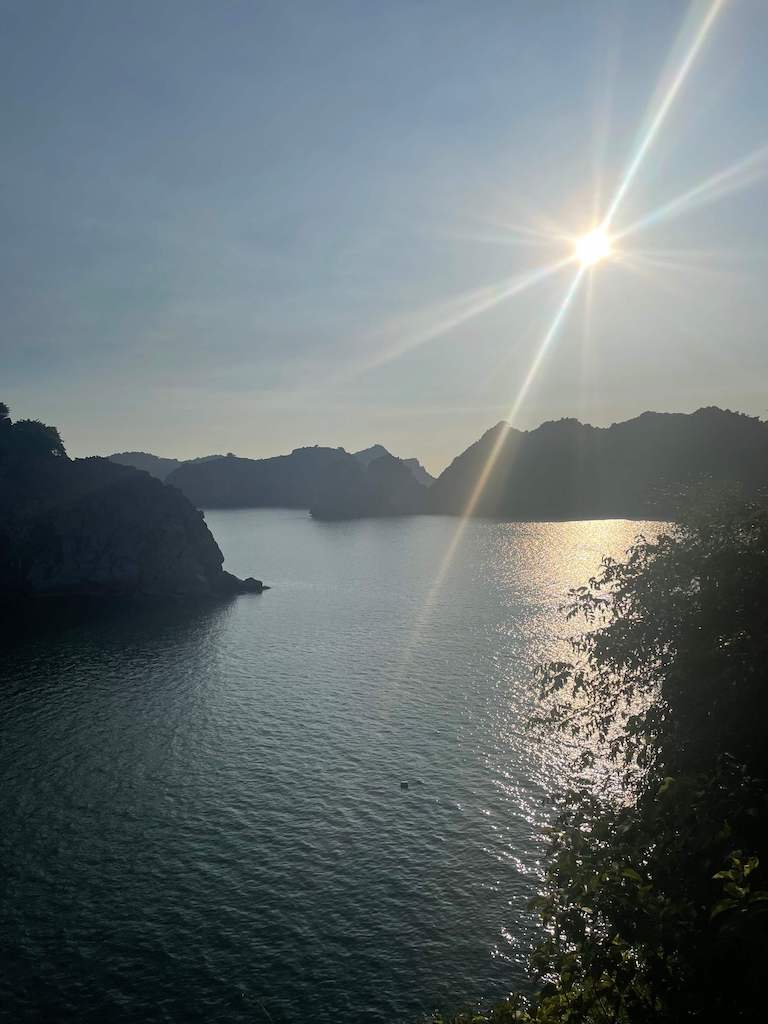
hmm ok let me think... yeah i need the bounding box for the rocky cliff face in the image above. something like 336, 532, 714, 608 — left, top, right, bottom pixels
0, 457, 265, 597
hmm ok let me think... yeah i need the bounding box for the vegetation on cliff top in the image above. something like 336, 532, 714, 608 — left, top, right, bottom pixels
0, 401, 66, 460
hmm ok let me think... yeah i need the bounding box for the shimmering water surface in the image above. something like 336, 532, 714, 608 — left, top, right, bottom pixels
1, 512, 660, 1023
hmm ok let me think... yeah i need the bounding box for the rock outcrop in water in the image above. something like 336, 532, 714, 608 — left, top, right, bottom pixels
310, 452, 429, 519
0, 405, 266, 598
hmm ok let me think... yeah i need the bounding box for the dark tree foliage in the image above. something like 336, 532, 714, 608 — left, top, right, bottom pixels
536, 501, 768, 781
0, 400, 15, 452
8, 419, 67, 459
434, 502, 768, 1024
0, 402, 67, 460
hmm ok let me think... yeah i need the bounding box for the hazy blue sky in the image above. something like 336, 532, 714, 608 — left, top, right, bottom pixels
3, 0, 767, 473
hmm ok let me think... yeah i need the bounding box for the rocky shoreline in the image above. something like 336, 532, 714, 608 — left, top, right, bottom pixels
218, 571, 269, 595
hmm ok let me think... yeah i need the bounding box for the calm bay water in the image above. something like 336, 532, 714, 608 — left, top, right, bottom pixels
0, 511, 660, 1023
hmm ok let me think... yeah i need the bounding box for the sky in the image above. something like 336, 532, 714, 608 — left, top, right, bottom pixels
2, 0, 768, 475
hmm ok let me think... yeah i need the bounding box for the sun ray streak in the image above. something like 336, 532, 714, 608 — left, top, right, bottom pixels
604, 0, 727, 228
502, 268, 586, 429
578, 268, 597, 421
431, 227, 562, 251
617, 250, 736, 279
399, 0, 732, 685
398, 268, 586, 678
615, 144, 768, 241
333, 257, 573, 384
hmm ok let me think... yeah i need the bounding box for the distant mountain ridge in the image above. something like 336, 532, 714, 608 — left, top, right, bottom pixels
429, 407, 768, 520
107, 408, 767, 521
352, 445, 434, 487
108, 451, 226, 481
165, 447, 351, 509
108, 451, 182, 481
109, 442, 434, 509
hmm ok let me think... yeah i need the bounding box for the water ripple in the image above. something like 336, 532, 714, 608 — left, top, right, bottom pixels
0, 512, 660, 1023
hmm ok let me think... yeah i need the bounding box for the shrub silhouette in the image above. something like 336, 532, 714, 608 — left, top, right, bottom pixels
0, 402, 66, 460
437, 501, 768, 1023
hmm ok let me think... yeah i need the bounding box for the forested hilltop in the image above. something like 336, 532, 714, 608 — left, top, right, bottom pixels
430, 407, 768, 519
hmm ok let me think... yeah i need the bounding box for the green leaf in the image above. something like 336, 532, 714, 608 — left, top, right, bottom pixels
657, 777, 675, 796
621, 867, 643, 883
710, 898, 738, 919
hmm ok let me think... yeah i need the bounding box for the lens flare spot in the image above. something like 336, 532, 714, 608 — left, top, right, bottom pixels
574, 229, 612, 267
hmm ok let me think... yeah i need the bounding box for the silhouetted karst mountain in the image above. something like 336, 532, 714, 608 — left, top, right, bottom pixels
429, 408, 768, 519
353, 445, 434, 487
112, 408, 768, 520
401, 458, 434, 488
77, 407, 768, 524
352, 443, 391, 466
166, 446, 352, 508
311, 453, 429, 519
110, 444, 435, 495
1, 404, 265, 597
108, 451, 182, 481
108, 452, 226, 481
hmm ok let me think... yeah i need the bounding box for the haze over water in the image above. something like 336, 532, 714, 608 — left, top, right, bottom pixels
1, 511, 660, 1023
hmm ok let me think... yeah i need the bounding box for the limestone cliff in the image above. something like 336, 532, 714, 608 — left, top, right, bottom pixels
0, 455, 265, 598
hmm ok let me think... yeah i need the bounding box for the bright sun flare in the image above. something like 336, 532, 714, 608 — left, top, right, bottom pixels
574, 228, 612, 267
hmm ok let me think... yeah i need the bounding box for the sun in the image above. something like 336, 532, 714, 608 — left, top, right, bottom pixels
574, 228, 612, 267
